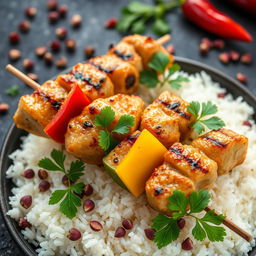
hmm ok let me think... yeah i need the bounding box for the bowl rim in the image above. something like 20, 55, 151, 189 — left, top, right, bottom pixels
1, 56, 256, 256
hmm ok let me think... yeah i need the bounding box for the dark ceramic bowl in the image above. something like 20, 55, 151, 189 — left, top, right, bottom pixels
1, 57, 255, 256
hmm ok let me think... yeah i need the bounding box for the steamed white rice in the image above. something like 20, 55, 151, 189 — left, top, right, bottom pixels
6, 71, 256, 256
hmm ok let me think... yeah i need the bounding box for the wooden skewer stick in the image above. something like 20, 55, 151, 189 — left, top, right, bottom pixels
205, 206, 253, 242
5, 64, 40, 90
156, 34, 171, 45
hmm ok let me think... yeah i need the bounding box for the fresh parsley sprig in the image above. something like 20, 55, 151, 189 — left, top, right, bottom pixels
152, 190, 226, 249
5, 85, 20, 96
94, 106, 134, 153
117, 1, 184, 36
140, 52, 189, 89
187, 101, 225, 135
38, 149, 85, 219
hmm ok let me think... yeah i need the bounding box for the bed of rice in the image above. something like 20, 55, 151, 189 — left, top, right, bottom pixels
6, 71, 256, 256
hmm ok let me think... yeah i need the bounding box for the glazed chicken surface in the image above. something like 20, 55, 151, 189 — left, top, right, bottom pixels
140, 91, 194, 148
191, 128, 248, 175
65, 94, 145, 165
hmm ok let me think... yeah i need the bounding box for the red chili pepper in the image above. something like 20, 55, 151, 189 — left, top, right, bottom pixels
182, 0, 253, 42
228, 0, 256, 14
44, 85, 91, 143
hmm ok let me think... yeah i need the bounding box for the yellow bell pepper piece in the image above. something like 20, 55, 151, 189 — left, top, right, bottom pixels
116, 129, 167, 197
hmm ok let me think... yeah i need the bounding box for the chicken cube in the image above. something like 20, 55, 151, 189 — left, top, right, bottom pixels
65, 94, 145, 165
56, 63, 114, 101
165, 143, 218, 190
146, 162, 195, 215
191, 128, 248, 175
13, 80, 68, 137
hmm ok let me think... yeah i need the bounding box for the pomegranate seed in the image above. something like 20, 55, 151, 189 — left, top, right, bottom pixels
58, 5, 68, 17
55, 56, 67, 69
104, 17, 118, 29
9, 32, 20, 44
39, 180, 50, 192
25, 7, 37, 18
67, 228, 81, 241
144, 228, 156, 240
8, 49, 21, 61
35, 46, 47, 57
22, 169, 35, 179
114, 227, 126, 238
48, 11, 59, 23
56, 27, 67, 40
38, 169, 48, 180
83, 199, 95, 212
19, 21, 30, 33
71, 14, 82, 28
182, 237, 193, 250
177, 218, 185, 229
50, 40, 61, 52
199, 42, 210, 55
229, 51, 240, 62
44, 52, 53, 65
83, 184, 93, 196
47, 0, 58, 10
122, 219, 133, 230
236, 73, 248, 84
166, 44, 175, 55
217, 93, 226, 98
243, 120, 252, 127
219, 52, 230, 64
27, 73, 39, 82
201, 38, 212, 47
65, 39, 76, 52
19, 217, 31, 228
20, 195, 32, 209
0, 103, 9, 114
90, 221, 103, 231
19, 217, 31, 229
84, 46, 95, 58
241, 53, 252, 64
213, 39, 225, 50
23, 59, 34, 71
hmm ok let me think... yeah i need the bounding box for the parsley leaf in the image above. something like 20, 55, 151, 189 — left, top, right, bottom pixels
192, 220, 206, 241
148, 52, 170, 73
201, 221, 226, 242
152, 18, 171, 36
131, 18, 146, 34
188, 101, 225, 135
189, 190, 210, 214
94, 106, 134, 152
169, 76, 189, 89
38, 157, 63, 172
5, 85, 20, 96
68, 161, 85, 183
201, 210, 226, 225
140, 69, 158, 88
152, 214, 180, 249
51, 149, 66, 171
168, 190, 188, 218
49, 190, 67, 205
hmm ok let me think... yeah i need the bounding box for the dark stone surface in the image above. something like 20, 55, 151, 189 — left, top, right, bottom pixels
0, 0, 255, 255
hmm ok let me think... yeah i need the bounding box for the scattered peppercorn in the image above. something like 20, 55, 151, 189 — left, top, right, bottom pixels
236, 73, 248, 84
104, 17, 118, 29
219, 52, 230, 64
25, 7, 37, 18
20, 195, 32, 209
122, 219, 133, 230
199, 42, 210, 55
38, 169, 48, 180
62, 175, 72, 186
22, 168, 35, 179
39, 180, 50, 192
44, 52, 53, 65
58, 5, 68, 17
241, 53, 252, 65
48, 11, 59, 23
0, 103, 9, 114
19, 21, 30, 33
83, 184, 93, 196
47, 0, 58, 10
144, 228, 156, 240
35, 46, 47, 57
84, 46, 95, 58
166, 44, 175, 55
182, 237, 193, 250
8, 49, 22, 61
50, 40, 61, 52
71, 14, 82, 28
83, 199, 95, 212
212, 39, 225, 50
27, 73, 38, 82
177, 218, 186, 229
9, 32, 20, 44
114, 227, 126, 238
243, 120, 252, 127
23, 59, 34, 71
55, 56, 67, 69
56, 27, 67, 40
90, 220, 103, 231
229, 50, 240, 62
65, 39, 76, 52
67, 228, 81, 241
201, 38, 212, 48
18, 217, 31, 229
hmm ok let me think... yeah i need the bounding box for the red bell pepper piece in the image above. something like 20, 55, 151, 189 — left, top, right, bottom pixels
182, 0, 253, 42
44, 85, 91, 144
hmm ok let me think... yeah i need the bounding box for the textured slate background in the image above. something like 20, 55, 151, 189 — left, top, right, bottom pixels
0, 0, 255, 255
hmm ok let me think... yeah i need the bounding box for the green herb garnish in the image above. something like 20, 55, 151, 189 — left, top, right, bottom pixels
38, 149, 85, 219
140, 52, 189, 89
187, 101, 225, 135
117, 1, 184, 36
94, 106, 134, 152
152, 190, 226, 249
5, 85, 20, 96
